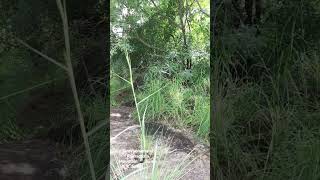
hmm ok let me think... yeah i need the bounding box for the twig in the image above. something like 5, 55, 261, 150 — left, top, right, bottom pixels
149, 0, 158, 7
194, 0, 210, 17
110, 125, 140, 141
132, 34, 165, 52
81, 60, 97, 96
15, 38, 68, 71
0, 79, 57, 101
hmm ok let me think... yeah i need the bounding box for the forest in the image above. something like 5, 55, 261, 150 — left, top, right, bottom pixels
0, 0, 319, 180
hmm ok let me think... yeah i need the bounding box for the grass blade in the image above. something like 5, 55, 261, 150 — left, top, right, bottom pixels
137, 85, 168, 105
15, 38, 68, 71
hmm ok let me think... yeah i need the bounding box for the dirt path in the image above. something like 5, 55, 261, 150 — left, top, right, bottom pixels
110, 106, 210, 180
0, 139, 66, 180
1, 105, 209, 180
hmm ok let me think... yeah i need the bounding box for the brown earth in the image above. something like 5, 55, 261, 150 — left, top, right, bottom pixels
0, 139, 66, 180
1, 102, 209, 180
110, 106, 210, 180
0, 88, 82, 180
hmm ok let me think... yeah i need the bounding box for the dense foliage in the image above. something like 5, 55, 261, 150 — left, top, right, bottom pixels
212, 0, 320, 179
111, 0, 210, 140
0, 1, 107, 179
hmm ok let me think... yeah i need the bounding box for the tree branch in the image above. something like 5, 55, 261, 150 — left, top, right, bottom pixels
132, 33, 165, 52
149, 0, 158, 8
195, 0, 210, 17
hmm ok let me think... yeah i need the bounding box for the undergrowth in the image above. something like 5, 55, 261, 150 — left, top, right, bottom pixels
1, 1, 108, 179
111, 58, 210, 140
110, 41, 199, 179
212, 1, 320, 179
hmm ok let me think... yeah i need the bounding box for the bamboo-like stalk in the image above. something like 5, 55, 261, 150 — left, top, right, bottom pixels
124, 48, 145, 151
15, 1, 101, 179
56, 0, 96, 179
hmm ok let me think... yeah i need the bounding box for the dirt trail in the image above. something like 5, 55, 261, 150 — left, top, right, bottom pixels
110, 106, 210, 180
0, 139, 66, 180
0, 89, 76, 180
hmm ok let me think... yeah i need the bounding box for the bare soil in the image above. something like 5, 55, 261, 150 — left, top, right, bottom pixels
1, 88, 81, 180
0, 139, 66, 180
110, 106, 210, 180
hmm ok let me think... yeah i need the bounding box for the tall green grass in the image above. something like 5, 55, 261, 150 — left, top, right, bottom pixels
211, 5, 320, 178
110, 42, 201, 179
124, 61, 210, 140
13, 1, 109, 179
111, 47, 210, 140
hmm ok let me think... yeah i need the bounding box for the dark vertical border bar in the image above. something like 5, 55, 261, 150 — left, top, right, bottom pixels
210, 0, 216, 179
105, 0, 111, 178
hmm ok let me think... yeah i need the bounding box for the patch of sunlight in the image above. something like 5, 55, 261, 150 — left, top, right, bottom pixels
111, 113, 122, 117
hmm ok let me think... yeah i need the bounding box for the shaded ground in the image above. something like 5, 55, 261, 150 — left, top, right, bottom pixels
110, 106, 210, 180
0, 87, 82, 180
15, 86, 83, 144
0, 139, 66, 180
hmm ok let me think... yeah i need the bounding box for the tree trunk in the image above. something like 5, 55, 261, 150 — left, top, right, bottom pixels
178, 0, 191, 69
245, 0, 253, 25
254, 0, 263, 24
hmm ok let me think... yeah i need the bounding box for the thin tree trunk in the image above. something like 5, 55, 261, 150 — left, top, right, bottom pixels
178, 0, 189, 69
82, 59, 97, 96
254, 0, 262, 24
245, 0, 253, 25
